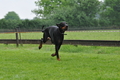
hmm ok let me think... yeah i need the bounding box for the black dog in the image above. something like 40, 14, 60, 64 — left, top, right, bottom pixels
39, 22, 68, 61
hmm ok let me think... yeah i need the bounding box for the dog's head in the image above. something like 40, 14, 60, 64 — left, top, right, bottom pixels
56, 22, 68, 32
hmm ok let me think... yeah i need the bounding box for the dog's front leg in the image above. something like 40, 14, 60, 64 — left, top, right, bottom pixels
55, 45, 60, 61
55, 44, 62, 61
51, 44, 60, 61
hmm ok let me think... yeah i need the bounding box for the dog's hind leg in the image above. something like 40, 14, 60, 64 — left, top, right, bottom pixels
38, 38, 43, 49
39, 31, 49, 49
43, 32, 49, 43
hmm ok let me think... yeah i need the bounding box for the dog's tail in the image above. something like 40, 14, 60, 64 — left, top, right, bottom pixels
42, 25, 45, 32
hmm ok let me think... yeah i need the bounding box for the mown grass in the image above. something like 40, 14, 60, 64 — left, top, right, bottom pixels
0, 30, 120, 40
0, 44, 120, 80
65, 31, 120, 40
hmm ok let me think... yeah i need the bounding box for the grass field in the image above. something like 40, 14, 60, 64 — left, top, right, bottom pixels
0, 30, 120, 40
0, 44, 120, 80
0, 30, 120, 80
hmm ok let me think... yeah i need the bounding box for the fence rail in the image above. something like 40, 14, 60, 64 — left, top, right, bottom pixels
0, 39, 119, 47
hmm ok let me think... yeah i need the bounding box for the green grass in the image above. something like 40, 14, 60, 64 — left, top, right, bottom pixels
0, 44, 120, 80
0, 30, 120, 40
0, 30, 120, 79
65, 31, 120, 40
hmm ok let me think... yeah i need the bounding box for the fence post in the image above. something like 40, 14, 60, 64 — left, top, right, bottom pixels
15, 27, 19, 47
18, 27, 22, 46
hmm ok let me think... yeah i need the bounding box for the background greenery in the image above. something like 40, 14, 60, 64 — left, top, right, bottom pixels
0, 0, 120, 29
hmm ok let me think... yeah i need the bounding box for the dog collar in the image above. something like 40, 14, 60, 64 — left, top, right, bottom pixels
61, 33, 67, 35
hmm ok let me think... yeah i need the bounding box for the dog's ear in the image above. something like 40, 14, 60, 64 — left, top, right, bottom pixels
56, 24, 60, 27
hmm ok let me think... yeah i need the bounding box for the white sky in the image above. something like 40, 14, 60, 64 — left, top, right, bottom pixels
0, 0, 37, 19
0, 0, 103, 19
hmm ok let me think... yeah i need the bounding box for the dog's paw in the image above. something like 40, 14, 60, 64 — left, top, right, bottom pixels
51, 54, 56, 57
38, 46, 42, 49
57, 58, 60, 61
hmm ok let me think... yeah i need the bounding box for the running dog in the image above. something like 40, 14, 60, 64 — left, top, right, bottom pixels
39, 22, 68, 61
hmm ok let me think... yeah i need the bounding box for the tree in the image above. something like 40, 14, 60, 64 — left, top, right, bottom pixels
100, 0, 120, 26
4, 11, 20, 20
33, 0, 100, 27
32, 0, 71, 17
0, 19, 21, 29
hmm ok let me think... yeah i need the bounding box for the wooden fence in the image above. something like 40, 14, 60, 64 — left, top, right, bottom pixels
0, 39, 119, 47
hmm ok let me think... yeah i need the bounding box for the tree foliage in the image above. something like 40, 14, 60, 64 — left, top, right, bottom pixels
4, 11, 20, 20
0, 0, 120, 30
33, 0, 71, 17
100, 0, 120, 26
33, 0, 100, 27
